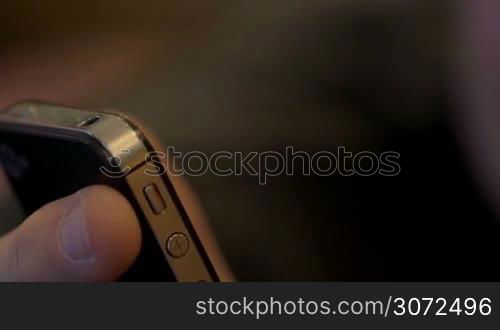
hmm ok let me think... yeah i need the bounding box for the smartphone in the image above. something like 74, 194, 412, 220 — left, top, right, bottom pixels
0, 101, 219, 281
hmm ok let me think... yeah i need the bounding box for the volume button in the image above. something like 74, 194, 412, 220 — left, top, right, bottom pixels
143, 183, 167, 215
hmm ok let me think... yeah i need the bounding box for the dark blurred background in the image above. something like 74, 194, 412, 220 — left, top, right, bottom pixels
1, 0, 499, 280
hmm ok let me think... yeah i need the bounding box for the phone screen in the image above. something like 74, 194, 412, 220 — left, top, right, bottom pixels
0, 129, 177, 281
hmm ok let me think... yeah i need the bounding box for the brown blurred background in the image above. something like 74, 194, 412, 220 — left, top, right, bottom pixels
1, 0, 500, 280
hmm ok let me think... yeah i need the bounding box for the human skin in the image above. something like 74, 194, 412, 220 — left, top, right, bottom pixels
0, 0, 498, 281
0, 36, 233, 281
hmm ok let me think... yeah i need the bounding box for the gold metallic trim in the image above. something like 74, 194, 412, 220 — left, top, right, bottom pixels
0, 101, 213, 281
0, 101, 147, 172
126, 163, 213, 281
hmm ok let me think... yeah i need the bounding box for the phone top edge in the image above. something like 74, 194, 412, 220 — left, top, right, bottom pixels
0, 101, 147, 171
0, 101, 219, 282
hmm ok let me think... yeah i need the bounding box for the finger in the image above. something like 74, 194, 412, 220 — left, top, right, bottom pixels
104, 110, 235, 281
0, 185, 141, 282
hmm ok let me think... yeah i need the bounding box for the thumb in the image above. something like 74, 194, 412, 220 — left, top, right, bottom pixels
0, 185, 141, 281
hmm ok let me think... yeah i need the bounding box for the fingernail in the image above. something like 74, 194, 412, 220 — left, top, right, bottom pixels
57, 192, 95, 263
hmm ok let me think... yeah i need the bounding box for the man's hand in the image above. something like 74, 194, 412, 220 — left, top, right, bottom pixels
0, 185, 141, 281
0, 37, 233, 282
